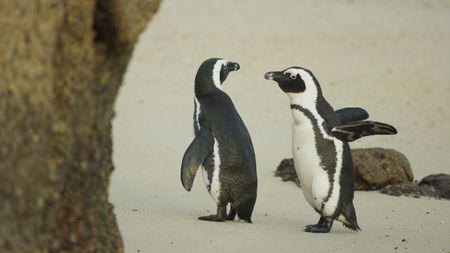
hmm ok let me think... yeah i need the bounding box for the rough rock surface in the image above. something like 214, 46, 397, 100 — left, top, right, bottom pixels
379, 182, 440, 199
380, 174, 450, 200
274, 159, 300, 187
419, 174, 450, 199
0, 1, 160, 252
275, 148, 413, 190
352, 148, 413, 190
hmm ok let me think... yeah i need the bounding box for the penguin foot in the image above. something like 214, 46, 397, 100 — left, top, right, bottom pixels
304, 216, 333, 233
305, 223, 331, 233
199, 206, 227, 222
198, 215, 225, 222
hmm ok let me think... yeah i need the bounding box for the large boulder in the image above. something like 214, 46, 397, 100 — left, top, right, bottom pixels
275, 148, 413, 190
0, 1, 160, 252
352, 148, 413, 190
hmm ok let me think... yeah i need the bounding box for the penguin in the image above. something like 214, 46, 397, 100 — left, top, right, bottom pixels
181, 58, 257, 223
264, 66, 397, 233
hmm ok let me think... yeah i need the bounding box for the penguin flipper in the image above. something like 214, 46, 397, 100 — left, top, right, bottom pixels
181, 129, 214, 191
335, 107, 369, 125
331, 120, 397, 142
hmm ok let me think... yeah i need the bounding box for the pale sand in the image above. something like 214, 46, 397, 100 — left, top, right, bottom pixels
110, 0, 450, 252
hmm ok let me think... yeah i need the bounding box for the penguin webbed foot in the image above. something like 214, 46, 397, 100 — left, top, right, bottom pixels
198, 206, 227, 222
304, 223, 332, 233
198, 215, 226, 222
305, 217, 333, 233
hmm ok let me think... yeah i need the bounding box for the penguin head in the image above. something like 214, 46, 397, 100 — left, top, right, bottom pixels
264, 67, 322, 106
195, 58, 240, 96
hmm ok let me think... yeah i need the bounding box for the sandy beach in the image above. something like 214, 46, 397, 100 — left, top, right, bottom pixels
110, 0, 450, 252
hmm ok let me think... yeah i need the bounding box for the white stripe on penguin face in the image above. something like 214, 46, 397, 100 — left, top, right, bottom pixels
284, 68, 318, 108
212, 59, 227, 90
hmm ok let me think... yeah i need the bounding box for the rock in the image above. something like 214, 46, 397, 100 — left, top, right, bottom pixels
379, 182, 440, 199
274, 159, 300, 187
274, 148, 413, 191
418, 174, 450, 199
353, 148, 413, 190
380, 174, 450, 200
0, 1, 161, 252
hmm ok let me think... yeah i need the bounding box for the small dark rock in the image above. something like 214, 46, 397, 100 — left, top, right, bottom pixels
380, 174, 450, 200
274, 159, 300, 187
418, 174, 450, 199
379, 182, 440, 199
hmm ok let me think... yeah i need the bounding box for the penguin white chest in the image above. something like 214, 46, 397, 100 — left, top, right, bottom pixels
292, 122, 330, 211
291, 108, 345, 217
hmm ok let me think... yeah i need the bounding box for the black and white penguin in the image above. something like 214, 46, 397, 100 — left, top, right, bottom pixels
264, 67, 397, 233
181, 58, 257, 223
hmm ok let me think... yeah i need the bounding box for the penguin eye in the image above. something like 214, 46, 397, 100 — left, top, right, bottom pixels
223, 63, 228, 70
284, 72, 297, 80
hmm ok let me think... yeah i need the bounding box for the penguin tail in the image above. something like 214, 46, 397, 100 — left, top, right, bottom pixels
341, 203, 361, 231
343, 222, 361, 231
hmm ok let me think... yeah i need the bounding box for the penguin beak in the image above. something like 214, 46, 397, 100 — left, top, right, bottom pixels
264, 71, 284, 82
228, 62, 240, 71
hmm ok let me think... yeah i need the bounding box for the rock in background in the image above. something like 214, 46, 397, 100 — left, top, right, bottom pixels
275, 148, 413, 190
352, 148, 413, 190
0, 1, 160, 252
274, 159, 300, 187
381, 174, 450, 200
275, 148, 450, 200
419, 174, 450, 199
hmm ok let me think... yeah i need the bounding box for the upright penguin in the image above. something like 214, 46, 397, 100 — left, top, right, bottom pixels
264, 67, 397, 233
181, 58, 257, 223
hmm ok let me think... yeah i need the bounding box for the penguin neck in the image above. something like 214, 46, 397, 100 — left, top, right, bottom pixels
290, 103, 316, 125
288, 92, 318, 118
286, 77, 327, 123
194, 77, 222, 98
288, 92, 323, 126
